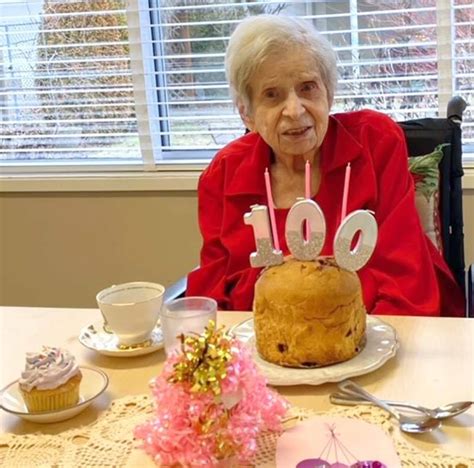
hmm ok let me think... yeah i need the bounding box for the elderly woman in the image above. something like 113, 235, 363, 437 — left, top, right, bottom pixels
186, 15, 465, 317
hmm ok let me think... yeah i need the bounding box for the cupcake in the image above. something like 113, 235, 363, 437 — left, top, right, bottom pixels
19, 346, 82, 412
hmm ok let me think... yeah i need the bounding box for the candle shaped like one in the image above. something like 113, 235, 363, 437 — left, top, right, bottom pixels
244, 205, 284, 267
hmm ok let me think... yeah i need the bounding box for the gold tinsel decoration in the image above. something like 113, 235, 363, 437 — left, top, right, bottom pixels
168, 320, 233, 395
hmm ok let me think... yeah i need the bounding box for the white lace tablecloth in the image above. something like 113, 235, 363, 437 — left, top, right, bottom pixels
0, 394, 472, 467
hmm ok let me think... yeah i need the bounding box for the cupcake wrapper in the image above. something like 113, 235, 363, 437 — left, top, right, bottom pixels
20, 373, 82, 412
21, 389, 79, 412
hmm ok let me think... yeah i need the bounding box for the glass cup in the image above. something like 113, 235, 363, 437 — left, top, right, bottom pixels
160, 296, 217, 355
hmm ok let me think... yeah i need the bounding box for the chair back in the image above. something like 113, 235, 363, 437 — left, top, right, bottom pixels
398, 97, 466, 292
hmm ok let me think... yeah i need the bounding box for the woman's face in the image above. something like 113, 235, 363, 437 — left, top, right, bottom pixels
244, 48, 330, 163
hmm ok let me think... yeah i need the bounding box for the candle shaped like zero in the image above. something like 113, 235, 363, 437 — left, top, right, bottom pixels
334, 209, 377, 271
244, 204, 284, 267
285, 198, 326, 261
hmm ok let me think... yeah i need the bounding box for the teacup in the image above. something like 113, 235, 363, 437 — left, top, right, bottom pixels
96, 282, 165, 346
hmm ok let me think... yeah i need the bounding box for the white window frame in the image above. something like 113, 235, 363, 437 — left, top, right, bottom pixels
129, 0, 216, 167
1, 0, 473, 192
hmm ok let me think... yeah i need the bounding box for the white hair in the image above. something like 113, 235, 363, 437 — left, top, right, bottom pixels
225, 15, 338, 111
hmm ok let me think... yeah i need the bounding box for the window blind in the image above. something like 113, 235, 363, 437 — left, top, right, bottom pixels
1, 0, 472, 169
145, 0, 472, 162
453, 0, 473, 156
0, 0, 141, 166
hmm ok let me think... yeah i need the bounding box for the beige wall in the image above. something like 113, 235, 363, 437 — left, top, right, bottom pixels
1, 189, 473, 308
463, 189, 474, 268
0, 192, 201, 307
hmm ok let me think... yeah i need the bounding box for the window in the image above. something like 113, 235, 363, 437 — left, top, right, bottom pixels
453, 0, 473, 155
1, 0, 141, 169
1, 0, 472, 172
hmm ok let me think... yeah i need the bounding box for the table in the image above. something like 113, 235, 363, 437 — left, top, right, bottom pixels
1, 307, 473, 460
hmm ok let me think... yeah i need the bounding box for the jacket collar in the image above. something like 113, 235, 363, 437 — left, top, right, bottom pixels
320, 113, 363, 173
225, 114, 363, 197
225, 133, 270, 197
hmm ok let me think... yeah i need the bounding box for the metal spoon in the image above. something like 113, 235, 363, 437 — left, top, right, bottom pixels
335, 380, 441, 434
330, 391, 473, 420
427, 401, 473, 419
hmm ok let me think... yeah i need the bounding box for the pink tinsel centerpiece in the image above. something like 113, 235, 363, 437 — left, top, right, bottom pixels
134, 321, 289, 466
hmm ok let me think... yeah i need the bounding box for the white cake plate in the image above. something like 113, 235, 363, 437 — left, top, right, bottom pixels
229, 316, 399, 386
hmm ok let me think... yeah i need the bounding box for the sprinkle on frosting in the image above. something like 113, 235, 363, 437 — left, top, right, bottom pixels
19, 346, 80, 391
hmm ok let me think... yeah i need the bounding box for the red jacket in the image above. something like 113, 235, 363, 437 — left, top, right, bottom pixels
187, 110, 465, 316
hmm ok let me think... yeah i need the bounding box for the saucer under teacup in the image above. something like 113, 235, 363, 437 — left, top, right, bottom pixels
79, 321, 164, 357
0, 367, 108, 424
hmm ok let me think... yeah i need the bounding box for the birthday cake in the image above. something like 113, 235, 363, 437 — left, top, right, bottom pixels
253, 257, 366, 367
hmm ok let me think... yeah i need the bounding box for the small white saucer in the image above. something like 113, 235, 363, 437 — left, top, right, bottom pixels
79, 322, 164, 357
0, 367, 109, 423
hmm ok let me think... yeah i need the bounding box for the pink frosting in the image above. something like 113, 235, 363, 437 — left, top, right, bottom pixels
19, 346, 80, 391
